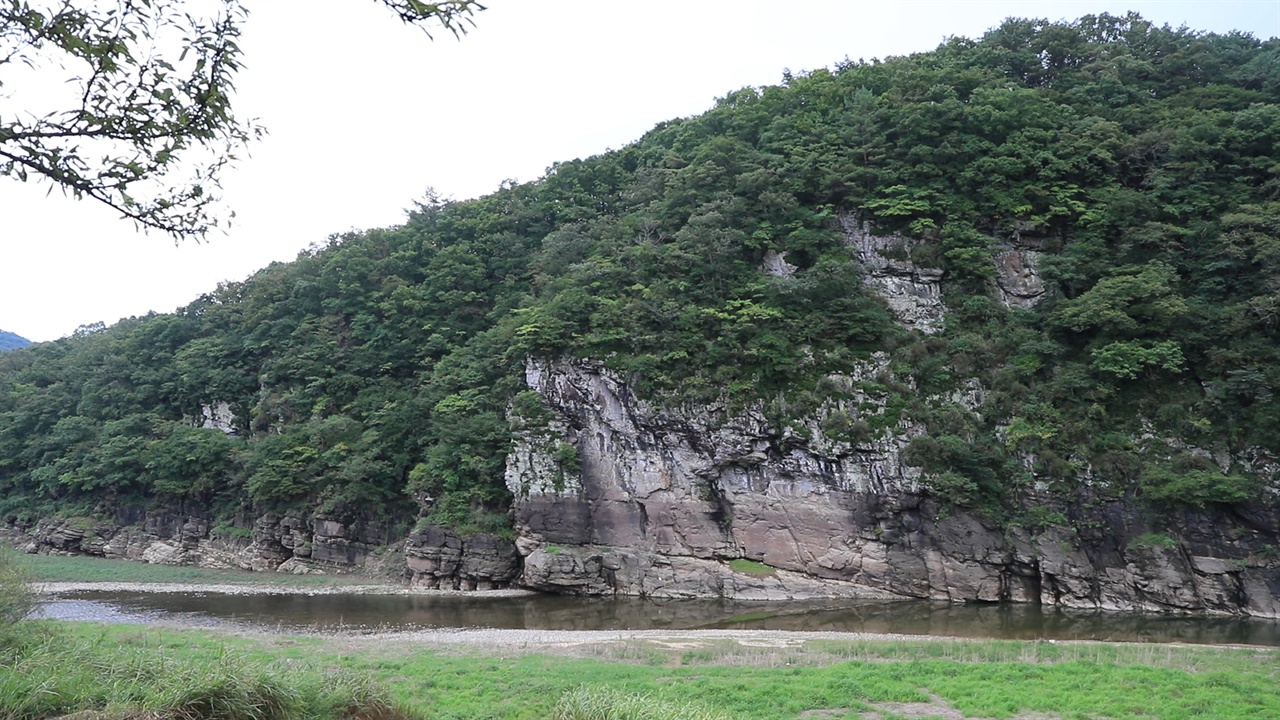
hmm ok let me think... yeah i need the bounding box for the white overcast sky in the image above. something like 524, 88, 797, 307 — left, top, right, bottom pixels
1, 0, 1277, 343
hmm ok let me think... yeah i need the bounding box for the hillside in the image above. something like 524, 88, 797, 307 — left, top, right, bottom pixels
0, 330, 30, 353
0, 14, 1277, 609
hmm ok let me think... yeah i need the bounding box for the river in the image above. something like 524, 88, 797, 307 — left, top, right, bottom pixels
35, 589, 1280, 645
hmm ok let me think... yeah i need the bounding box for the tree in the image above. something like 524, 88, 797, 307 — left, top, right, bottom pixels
0, 0, 484, 239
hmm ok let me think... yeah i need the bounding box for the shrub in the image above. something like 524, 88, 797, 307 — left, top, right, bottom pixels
1140, 461, 1260, 507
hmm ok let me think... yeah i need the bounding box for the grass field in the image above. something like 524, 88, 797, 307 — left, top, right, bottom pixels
349, 635, 1280, 719
7, 622, 1272, 720
18, 552, 385, 587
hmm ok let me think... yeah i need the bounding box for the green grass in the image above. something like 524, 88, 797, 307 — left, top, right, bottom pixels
1, 547, 412, 719
36, 624, 1277, 720
18, 553, 384, 587
0, 624, 419, 719
727, 558, 776, 576
343, 638, 1280, 720
554, 686, 734, 720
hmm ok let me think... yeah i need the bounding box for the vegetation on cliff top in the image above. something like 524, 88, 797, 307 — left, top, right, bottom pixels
0, 13, 1276, 532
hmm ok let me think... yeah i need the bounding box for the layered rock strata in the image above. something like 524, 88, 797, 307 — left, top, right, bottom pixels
2, 512, 518, 590
404, 525, 520, 589
506, 358, 1280, 616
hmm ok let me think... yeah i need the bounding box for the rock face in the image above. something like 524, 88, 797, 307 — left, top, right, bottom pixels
841, 217, 945, 333
506, 358, 1280, 616
993, 243, 1046, 309
404, 526, 521, 590
198, 401, 237, 434
2, 510, 517, 590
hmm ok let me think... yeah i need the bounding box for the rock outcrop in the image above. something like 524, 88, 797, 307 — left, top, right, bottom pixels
842, 217, 945, 333
993, 240, 1046, 309
198, 401, 237, 434
506, 358, 1280, 616
404, 525, 521, 589
3, 510, 519, 590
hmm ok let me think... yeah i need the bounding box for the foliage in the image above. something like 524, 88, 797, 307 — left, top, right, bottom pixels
1128, 532, 1179, 550
0, 12, 1277, 533
0, 0, 485, 238
1141, 465, 1261, 507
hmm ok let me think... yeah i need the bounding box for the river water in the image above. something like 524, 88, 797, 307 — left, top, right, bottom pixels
35, 590, 1280, 645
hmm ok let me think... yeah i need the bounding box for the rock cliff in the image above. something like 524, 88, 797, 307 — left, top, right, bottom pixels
505, 357, 1280, 616
500, 218, 1276, 616
2, 511, 519, 590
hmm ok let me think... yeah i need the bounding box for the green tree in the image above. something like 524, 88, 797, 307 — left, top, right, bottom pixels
0, 0, 485, 238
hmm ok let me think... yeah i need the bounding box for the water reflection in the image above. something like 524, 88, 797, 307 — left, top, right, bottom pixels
36, 591, 1280, 646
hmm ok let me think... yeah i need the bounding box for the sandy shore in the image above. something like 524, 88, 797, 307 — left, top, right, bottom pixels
351, 626, 946, 647
34, 580, 536, 597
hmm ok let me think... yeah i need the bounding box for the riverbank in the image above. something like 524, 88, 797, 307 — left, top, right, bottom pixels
21, 552, 522, 596
28, 621, 1280, 719
11, 543, 1280, 720
34, 580, 536, 597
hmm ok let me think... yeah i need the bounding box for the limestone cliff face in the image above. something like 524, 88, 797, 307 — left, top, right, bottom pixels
506, 358, 1280, 616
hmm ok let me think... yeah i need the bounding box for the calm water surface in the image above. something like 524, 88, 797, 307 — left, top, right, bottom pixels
36, 590, 1280, 646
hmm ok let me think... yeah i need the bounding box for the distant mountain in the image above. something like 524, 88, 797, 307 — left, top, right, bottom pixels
0, 330, 32, 352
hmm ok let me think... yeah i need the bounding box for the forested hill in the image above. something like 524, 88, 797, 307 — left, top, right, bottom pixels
0, 331, 31, 353
1, 13, 1276, 535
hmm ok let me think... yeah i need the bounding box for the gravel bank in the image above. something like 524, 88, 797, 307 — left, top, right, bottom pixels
34, 581, 536, 597
351, 626, 946, 647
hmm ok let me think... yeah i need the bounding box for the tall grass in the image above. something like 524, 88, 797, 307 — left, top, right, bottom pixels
0, 551, 419, 720
554, 686, 735, 720
0, 549, 35, 645
0, 629, 421, 720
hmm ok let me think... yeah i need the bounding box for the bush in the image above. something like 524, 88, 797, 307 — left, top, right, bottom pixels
1140, 467, 1260, 507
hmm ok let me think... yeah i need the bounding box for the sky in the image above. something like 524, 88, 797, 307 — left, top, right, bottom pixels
1, 0, 1277, 343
